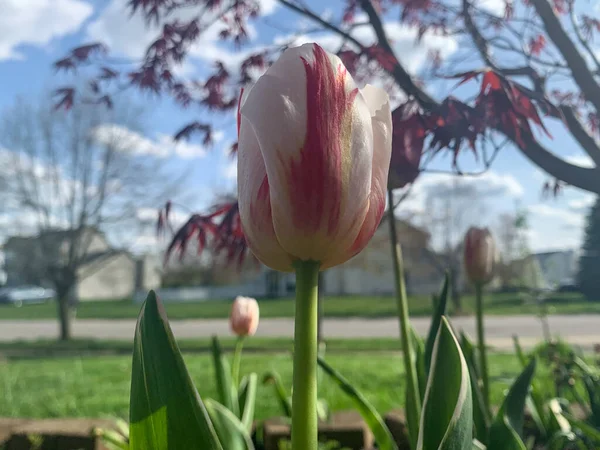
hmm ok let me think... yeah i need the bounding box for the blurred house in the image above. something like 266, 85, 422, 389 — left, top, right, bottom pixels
498, 250, 578, 291
255, 219, 442, 298
3, 228, 160, 301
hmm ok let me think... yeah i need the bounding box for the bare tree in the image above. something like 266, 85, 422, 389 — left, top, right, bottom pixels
495, 208, 530, 289
0, 95, 178, 340
415, 180, 488, 311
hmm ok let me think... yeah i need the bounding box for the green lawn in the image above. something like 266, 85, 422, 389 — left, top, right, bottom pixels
0, 291, 596, 321
0, 350, 524, 420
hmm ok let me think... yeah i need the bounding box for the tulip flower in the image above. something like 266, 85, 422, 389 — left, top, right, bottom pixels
464, 227, 496, 286
230, 296, 259, 387
463, 226, 496, 413
230, 296, 260, 337
237, 43, 392, 272
237, 43, 392, 450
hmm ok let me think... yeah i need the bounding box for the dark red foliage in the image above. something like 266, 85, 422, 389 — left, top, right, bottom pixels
528, 35, 546, 56
72, 43, 108, 61
582, 15, 600, 40
54, 57, 76, 72
451, 70, 558, 149
366, 45, 397, 72
161, 201, 251, 267
337, 49, 361, 75
174, 122, 213, 145
388, 101, 429, 188
99, 67, 119, 80
588, 113, 599, 135
53, 88, 75, 110
342, 0, 358, 23
97, 95, 114, 109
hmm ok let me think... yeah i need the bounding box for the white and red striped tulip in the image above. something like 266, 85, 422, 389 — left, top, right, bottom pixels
237, 43, 392, 271
464, 227, 496, 286
230, 296, 260, 337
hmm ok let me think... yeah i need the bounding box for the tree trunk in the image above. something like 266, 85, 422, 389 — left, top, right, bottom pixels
449, 268, 462, 313
57, 293, 72, 341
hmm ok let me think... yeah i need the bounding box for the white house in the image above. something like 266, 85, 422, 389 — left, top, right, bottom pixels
3, 228, 161, 301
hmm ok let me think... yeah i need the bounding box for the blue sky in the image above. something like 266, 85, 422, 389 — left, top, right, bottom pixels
0, 0, 596, 255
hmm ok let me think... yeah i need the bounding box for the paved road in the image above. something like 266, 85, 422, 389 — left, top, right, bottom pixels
0, 315, 599, 349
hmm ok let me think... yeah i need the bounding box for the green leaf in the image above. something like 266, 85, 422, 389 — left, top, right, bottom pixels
262, 370, 292, 418
460, 332, 491, 444
238, 373, 257, 432
317, 356, 398, 450
472, 439, 487, 450
205, 399, 254, 450
488, 359, 536, 450
408, 325, 427, 402
129, 291, 222, 450
512, 336, 548, 437
211, 336, 239, 417
417, 317, 473, 450
425, 274, 449, 374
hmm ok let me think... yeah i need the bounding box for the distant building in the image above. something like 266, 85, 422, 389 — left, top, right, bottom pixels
247, 219, 443, 298
3, 228, 161, 301
533, 250, 579, 288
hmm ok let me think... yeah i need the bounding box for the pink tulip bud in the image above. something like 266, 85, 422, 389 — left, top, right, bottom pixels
230, 296, 259, 337
237, 43, 392, 271
464, 227, 496, 286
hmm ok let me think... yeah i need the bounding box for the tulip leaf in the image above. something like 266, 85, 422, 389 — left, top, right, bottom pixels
211, 335, 239, 417
238, 373, 257, 432
425, 273, 450, 374
129, 291, 222, 450
417, 317, 473, 450
408, 325, 427, 402
488, 359, 536, 450
262, 370, 292, 418
317, 356, 398, 450
205, 399, 254, 450
460, 331, 491, 444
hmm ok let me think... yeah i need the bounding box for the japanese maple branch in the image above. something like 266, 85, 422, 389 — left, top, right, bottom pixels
277, 0, 366, 51
568, 6, 600, 74
358, 0, 437, 109
462, 0, 600, 168
529, 0, 600, 114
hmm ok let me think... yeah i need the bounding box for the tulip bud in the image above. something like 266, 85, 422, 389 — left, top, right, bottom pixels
230, 296, 259, 337
464, 227, 496, 286
237, 43, 392, 271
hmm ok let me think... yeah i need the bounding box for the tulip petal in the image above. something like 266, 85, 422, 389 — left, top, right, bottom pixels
241, 43, 372, 264
237, 117, 294, 272
328, 85, 392, 267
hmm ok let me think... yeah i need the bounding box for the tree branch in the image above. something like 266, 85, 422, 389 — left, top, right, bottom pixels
560, 106, 600, 166
529, 0, 600, 114
517, 134, 598, 192
277, 0, 366, 51
358, 0, 437, 108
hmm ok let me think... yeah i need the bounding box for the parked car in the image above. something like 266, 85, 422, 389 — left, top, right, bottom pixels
0, 286, 55, 307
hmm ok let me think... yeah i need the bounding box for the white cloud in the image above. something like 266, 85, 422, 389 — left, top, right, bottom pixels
223, 160, 238, 180
474, 0, 506, 16
92, 124, 208, 159
0, 0, 93, 60
568, 196, 595, 212
87, 0, 277, 64
566, 153, 595, 168
278, 22, 458, 76
528, 203, 584, 228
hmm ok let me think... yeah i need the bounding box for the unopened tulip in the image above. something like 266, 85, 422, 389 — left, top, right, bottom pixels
464, 227, 496, 285
230, 296, 259, 337
237, 43, 392, 272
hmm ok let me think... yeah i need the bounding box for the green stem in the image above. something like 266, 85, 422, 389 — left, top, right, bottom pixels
292, 260, 320, 450
232, 336, 245, 388
387, 189, 421, 446
475, 284, 491, 412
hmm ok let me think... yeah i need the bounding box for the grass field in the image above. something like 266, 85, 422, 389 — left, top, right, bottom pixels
0, 349, 525, 420
0, 291, 596, 321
